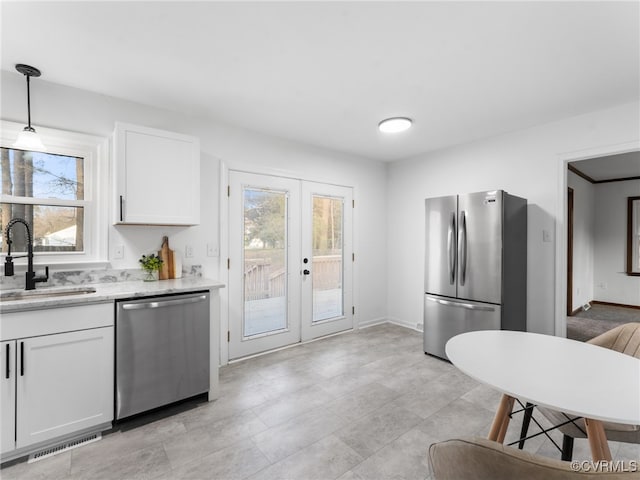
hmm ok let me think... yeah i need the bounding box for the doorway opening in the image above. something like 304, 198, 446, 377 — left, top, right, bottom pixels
564, 150, 640, 341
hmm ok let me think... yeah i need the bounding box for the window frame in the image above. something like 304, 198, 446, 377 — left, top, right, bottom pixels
1, 120, 109, 267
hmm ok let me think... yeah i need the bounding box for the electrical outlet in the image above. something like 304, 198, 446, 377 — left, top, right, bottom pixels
185, 245, 194, 258
207, 243, 219, 257
113, 245, 124, 259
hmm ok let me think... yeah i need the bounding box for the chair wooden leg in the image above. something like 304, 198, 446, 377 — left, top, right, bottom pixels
488, 394, 515, 443
497, 407, 512, 443
561, 435, 574, 461
518, 402, 534, 449
584, 418, 612, 461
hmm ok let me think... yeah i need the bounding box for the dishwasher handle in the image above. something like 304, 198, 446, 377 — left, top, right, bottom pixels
121, 294, 208, 311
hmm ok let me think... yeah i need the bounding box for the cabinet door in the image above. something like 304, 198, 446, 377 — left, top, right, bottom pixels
114, 122, 200, 225
0, 341, 16, 455
16, 327, 114, 449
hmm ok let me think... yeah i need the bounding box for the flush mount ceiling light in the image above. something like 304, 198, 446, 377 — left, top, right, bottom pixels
13, 64, 47, 152
378, 117, 412, 134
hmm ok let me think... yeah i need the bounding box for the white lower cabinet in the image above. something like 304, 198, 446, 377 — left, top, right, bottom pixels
0, 303, 114, 459
16, 327, 114, 449
1, 341, 16, 455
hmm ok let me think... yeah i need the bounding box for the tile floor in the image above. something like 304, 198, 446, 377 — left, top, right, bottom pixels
2, 323, 638, 479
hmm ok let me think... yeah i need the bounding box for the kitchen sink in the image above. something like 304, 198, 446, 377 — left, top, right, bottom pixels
0, 286, 97, 301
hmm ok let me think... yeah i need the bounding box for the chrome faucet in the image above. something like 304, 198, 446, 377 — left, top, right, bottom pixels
4, 218, 49, 290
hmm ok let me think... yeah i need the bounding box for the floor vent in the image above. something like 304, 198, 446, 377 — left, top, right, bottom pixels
27, 433, 101, 463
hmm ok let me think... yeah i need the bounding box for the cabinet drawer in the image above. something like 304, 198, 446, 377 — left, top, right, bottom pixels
1, 302, 113, 341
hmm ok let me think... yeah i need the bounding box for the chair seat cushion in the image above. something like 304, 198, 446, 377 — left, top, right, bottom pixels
428, 437, 640, 480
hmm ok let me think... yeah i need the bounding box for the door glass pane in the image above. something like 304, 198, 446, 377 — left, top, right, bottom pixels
312, 195, 343, 322
243, 188, 287, 337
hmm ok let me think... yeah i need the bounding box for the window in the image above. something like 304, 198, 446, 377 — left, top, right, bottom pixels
0, 121, 108, 265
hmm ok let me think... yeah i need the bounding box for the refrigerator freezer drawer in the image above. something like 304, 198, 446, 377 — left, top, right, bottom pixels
423, 295, 501, 360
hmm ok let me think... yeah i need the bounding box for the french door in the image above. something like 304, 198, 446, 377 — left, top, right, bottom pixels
300, 181, 353, 340
228, 171, 353, 360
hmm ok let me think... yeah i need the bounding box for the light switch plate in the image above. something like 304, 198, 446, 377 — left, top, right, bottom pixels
113, 245, 124, 259
207, 243, 219, 257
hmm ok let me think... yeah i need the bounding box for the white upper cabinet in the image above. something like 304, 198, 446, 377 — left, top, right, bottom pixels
113, 122, 200, 225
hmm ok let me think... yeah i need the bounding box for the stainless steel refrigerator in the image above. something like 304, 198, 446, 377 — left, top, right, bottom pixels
424, 190, 527, 359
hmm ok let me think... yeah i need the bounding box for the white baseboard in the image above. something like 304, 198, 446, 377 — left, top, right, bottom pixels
357, 317, 388, 329
385, 317, 423, 332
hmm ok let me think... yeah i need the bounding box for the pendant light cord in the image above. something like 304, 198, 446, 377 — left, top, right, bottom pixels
26, 74, 32, 131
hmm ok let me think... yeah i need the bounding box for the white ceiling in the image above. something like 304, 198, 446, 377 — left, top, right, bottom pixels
571, 152, 640, 182
2, 1, 639, 162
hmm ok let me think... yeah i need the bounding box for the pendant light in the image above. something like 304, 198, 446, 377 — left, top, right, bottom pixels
13, 64, 47, 152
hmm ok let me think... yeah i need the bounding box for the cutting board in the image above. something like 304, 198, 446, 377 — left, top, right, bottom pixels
158, 236, 175, 280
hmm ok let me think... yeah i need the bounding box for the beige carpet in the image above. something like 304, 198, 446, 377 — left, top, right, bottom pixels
567, 303, 640, 342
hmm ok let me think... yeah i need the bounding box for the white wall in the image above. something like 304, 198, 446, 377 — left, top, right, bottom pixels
3, 68, 639, 338
568, 170, 595, 311
387, 101, 640, 335
594, 179, 640, 306
0, 70, 388, 329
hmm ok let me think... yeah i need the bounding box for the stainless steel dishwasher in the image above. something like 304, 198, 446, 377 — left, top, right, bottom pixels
115, 291, 209, 420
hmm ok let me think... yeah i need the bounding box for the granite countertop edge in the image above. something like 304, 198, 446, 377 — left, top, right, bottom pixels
0, 277, 225, 313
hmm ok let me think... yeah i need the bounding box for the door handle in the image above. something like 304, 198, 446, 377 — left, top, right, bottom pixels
447, 212, 456, 285
119, 195, 124, 222
5, 343, 9, 379
303, 269, 310, 275
458, 211, 467, 286
20, 342, 24, 376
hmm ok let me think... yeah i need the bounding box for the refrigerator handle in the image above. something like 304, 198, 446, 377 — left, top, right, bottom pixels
447, 212, 456, 285
426, 296, 495, 312
458, 211, 467, 286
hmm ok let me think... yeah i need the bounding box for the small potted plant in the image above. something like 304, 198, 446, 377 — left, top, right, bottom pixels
139, 253, 163, 281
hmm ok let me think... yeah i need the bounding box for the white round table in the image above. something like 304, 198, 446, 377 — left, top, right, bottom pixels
446, 330, 640, 461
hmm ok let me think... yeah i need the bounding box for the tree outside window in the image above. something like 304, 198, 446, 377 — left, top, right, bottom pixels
1, 148, 84, 253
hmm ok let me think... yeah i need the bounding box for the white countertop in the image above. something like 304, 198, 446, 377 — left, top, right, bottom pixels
446, 330, 640, 425
0, 277, 225, 313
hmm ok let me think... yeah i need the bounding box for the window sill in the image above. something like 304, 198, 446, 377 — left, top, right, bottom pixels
1, 260, 111, 275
